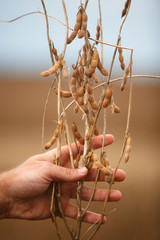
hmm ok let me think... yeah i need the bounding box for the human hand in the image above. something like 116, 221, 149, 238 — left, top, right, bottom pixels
0, 134, 126, 223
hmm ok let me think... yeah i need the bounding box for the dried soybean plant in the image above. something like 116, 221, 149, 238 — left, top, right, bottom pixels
2, 0, 160, 239
40, 0, 134, 239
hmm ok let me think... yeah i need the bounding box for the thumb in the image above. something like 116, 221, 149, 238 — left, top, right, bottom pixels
49, 165, 88, 182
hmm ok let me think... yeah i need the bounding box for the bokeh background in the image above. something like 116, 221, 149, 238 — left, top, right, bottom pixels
0, 0, 160, 240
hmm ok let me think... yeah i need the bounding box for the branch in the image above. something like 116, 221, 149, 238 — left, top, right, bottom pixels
0, 10, 133, 51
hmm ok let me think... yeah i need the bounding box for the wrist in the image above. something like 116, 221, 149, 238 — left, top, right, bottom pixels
0, 172, 11, 219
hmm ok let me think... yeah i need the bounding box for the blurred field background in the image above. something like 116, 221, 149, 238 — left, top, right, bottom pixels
0, 0, 160, 240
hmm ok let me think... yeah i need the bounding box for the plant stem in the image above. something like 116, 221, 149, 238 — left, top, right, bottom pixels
61, 0, 68, 58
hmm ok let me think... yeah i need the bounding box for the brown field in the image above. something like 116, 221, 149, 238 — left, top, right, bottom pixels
0, 75, 160, 240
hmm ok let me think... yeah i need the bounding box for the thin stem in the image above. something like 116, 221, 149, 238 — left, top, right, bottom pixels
61, 99, 74, 169
84, 0, 89, 9
80, 216, 101, 240
42, 78, 56, 149
40, 1, 61, 239
50, 183, 62, 240
56, 70, 74, 239
98, 0, 106, 155
41, 0, 54, 66
82, 169, 100, 218
94, 74, 160, 90
107, 0, 132, 83
61, 0, 68, 58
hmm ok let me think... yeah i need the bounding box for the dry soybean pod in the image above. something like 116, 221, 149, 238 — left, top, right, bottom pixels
118, 46, 125, 70
91, 152, 112, 176
40, 60, 61, 77
76, 84, 88, 114
71, 122, 84, 145
101, 152, 112, 170
74, 105, 79, 114
94, 127, 99, 136
85, 48, 99, 77
70, 68, 79, 100
45, 120, 63, 150
51, 44, 59, 61
97, 60, 108, 76
102, 86, 112, 109
61, 59, 68, 79
67, 10, 82, 44
121, 0, 131, 18
79, 61, 84, 83
124, 136, 131, 163
54, 88, 72, 98
78, 8, 88, 39
96, 23, 100, 44
121, 65, 130, 91
77, 84, 84, 97
92, 72, 99, 83
87, 85, 99, 110
110, 99, 121, 114
85, 116, 99, 140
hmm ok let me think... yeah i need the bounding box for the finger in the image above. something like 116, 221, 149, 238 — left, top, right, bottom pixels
85, 168, 126, 182
63, 203, 106, 224
72, 134, 114, 159
45, 134, 114, 165
71, 187, 122, 202
48, 165, 88, 182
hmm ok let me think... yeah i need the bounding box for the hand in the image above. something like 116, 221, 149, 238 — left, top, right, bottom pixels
0, 134, 126, 223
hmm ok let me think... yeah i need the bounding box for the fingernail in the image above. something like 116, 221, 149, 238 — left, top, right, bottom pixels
78, 167, 87, 175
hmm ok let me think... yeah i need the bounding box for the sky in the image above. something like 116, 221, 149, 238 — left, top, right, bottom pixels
0, 0, 160, 80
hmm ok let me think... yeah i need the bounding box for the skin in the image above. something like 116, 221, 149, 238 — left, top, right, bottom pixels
0, 134, 126, 224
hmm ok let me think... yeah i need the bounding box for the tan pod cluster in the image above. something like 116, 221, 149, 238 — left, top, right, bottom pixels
67, 6, 88, 44
84, 152, 94, 170
85, 47, 99, 77
91, 152, 112, 176
76, 84, 88, 114
67, 10, 82, 44
101, 153, 112, 175
78, 8, 88, 39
